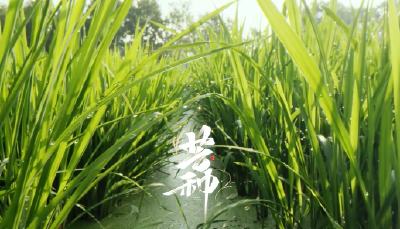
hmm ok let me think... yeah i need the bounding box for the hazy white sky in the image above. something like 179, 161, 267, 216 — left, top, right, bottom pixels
157, 0, 386, 32
0, 0, 388, 32
158, 0, 386, 19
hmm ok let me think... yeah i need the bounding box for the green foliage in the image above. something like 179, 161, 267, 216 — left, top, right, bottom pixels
1, 0, 168, 52
0, 0, 236, 228
111, 0, 167, 49
1, 0, 399, 229
182, 0, 399, 228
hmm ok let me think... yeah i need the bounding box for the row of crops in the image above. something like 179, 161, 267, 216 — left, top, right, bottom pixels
0, 0, 399, 228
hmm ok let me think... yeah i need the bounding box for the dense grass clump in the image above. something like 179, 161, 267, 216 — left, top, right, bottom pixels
188, 0, 399, 228
0, 0, 235, 228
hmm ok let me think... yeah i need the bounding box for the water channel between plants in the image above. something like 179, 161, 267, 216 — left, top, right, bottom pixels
72, 114, 275, 229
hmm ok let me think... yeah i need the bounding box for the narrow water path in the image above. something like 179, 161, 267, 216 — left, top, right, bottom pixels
72, 113, 275, 229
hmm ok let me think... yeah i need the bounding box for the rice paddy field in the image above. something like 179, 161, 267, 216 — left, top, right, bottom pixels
0, 0, 399, 228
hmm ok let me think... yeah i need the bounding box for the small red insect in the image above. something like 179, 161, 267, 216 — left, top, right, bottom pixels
211, 155, 215, 161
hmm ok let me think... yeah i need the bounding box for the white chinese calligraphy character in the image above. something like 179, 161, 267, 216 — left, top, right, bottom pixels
163, 172, 197, 196
163, 125, 220, 223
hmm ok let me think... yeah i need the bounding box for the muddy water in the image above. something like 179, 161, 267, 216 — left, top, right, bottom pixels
71, 113, 275, 229
72, 157, 274, 228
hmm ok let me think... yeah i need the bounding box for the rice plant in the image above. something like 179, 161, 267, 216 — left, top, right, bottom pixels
184, 0, 399, 228
1, 0, 399, 228
0, 0, 238, 228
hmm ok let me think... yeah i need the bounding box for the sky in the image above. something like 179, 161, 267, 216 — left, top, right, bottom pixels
0, 0, 388, 32
157, 0, 387, 31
